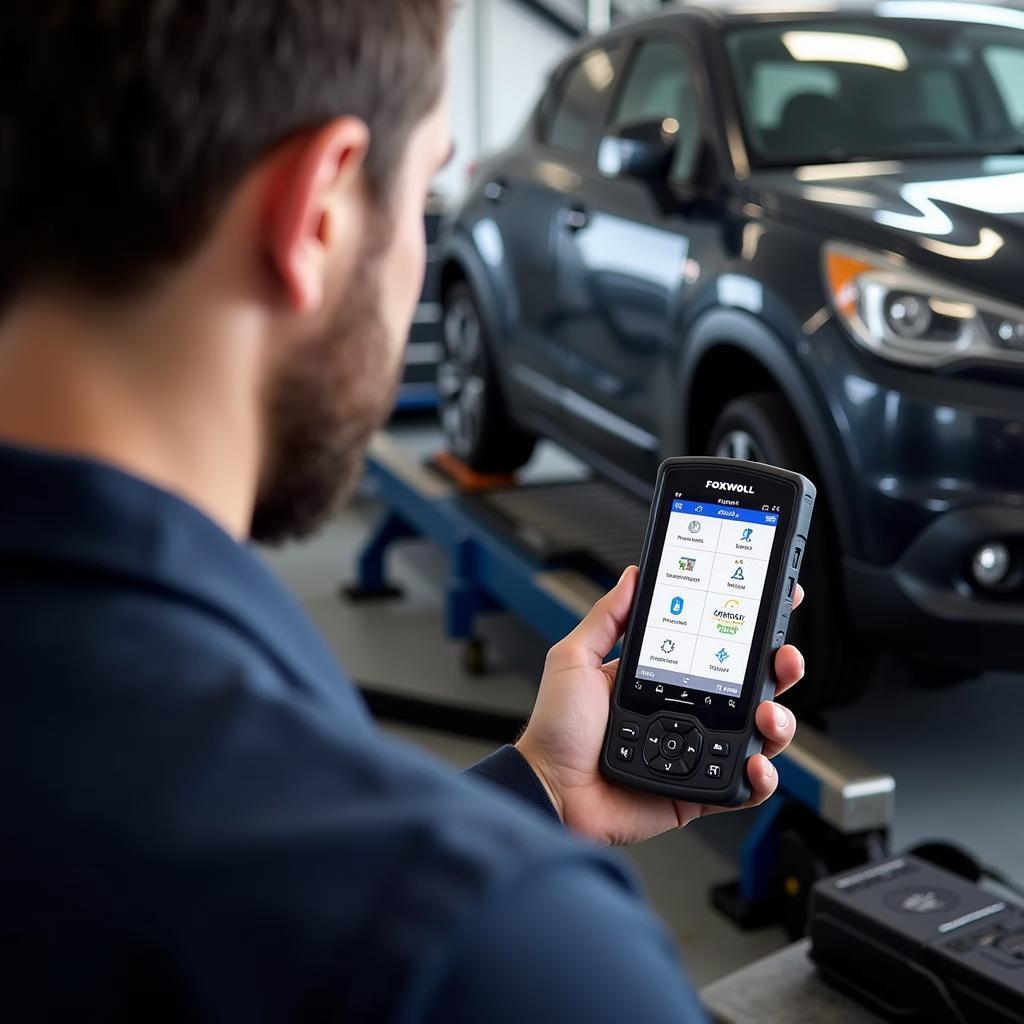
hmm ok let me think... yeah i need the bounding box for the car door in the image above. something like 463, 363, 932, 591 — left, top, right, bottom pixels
495, 43, 628, 438
552, 34, 718, 486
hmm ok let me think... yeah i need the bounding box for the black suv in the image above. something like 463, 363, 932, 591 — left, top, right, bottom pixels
436, 2, 1024, 707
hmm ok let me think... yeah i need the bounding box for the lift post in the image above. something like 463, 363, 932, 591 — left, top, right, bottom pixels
348, 432, 895, 929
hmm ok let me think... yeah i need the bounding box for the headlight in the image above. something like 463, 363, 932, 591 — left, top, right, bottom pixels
823, 242, 1024, 368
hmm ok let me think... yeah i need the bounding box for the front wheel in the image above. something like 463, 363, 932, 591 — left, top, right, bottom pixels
709, 393, 877, 712
437, 281, 536, 474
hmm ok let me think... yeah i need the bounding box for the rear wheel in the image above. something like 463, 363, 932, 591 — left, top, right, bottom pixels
438, 281, 536, 473
709, 393, 877, 712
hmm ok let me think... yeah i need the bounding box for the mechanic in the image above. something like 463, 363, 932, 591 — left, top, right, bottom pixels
0, 3, 805, 1020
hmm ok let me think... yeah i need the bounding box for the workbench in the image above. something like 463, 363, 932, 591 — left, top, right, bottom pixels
701, 939, 883, 1023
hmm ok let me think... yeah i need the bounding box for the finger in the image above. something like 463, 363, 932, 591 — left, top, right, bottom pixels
744, 755, 780, 806
773, 644, 805, 697
792, 584, 805, 611
549, 566, 638, 670
756, 701, 797, 760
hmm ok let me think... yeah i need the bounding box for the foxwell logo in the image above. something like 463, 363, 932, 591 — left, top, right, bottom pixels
706, 480, 755, 494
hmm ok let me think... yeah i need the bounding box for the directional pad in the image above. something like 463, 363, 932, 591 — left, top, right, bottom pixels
644, 717, 702, 775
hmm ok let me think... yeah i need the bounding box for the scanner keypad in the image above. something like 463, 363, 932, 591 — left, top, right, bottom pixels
644, 717, 701, 775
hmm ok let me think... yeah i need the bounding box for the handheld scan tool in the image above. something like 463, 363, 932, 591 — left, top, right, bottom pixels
601, 458, 815, 806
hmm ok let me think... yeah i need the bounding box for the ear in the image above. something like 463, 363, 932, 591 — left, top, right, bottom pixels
264, 117, 371, 313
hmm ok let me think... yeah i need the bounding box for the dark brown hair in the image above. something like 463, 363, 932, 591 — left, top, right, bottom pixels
0, 1, 449, 307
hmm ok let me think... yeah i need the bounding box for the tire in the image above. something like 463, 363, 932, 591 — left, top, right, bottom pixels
708, 393, 877, 712
437, 281, 536, 474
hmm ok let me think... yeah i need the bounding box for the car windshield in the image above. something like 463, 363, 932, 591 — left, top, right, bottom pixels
726, 14, 1024, 167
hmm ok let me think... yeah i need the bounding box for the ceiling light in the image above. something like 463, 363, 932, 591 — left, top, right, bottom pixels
783, 31, 909, 71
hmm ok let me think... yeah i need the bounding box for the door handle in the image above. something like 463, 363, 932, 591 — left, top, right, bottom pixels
563, 205, 590, 233
483, 179, 508, 203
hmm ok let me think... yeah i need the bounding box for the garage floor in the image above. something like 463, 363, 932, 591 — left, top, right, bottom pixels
260, 420, 1024, 987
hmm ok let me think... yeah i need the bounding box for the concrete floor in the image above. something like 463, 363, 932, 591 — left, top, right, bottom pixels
260, 420, 1024, 987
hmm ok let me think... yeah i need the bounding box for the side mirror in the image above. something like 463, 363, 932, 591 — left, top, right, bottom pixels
597, 117, 679, 183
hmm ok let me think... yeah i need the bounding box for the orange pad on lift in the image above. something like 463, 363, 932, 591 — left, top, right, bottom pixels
431, 451, 516, 493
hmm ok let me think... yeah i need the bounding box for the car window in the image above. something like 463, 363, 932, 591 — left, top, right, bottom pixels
984, 45, 1024, 127
746, 61, 973, 142
919, 69, 970, 141
610, 39, 703, 181
726, 20, 1024, 165
749, 64, 839, 130
546, 46, 624, 157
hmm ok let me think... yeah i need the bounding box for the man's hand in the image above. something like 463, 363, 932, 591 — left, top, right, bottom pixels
516, 566, 805, 846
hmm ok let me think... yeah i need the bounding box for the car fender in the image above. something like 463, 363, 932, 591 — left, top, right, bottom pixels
437, 224, 517, 374
675, 306, 865, 554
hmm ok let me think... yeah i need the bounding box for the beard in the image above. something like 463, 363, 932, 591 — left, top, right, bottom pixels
250, 242, 402, 546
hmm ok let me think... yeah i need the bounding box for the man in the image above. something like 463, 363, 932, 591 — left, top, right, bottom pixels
0, 3, 805, 1020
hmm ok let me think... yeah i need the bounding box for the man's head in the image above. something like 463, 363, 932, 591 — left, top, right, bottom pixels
0, 1, 452, 541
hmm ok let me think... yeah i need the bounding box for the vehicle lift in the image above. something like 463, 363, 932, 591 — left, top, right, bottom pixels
346, 432, 896, 933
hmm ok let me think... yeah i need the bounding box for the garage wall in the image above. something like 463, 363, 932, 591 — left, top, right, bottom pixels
435, 0, 666, 204
435, 0, 575, 203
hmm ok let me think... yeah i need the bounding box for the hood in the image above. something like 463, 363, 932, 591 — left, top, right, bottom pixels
751, 156, 1024, 306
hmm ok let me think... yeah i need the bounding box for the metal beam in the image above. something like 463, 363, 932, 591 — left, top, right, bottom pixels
588, 0, 612, 31
513, 0, 584, 36
507, 0, 647, 38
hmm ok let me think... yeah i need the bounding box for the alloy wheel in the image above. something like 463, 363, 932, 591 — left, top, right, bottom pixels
438, 294, 486, 459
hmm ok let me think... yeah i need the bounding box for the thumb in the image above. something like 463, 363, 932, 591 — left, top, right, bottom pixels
552, 566, 638, 670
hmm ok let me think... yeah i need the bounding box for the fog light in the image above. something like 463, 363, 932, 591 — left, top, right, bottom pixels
972, 542, 1012, 589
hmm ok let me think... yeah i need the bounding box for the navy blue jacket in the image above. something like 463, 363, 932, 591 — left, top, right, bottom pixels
0, 444, 707, 1022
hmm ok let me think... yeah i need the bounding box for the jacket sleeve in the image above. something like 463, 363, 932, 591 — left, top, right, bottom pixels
464, 744, 560, 824
420, 858, 710, 1024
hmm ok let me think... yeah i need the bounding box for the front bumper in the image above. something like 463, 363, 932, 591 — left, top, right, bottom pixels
808, 319, 1024, 670
845, 504, 1024, 671
808, 316, 1024, 563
